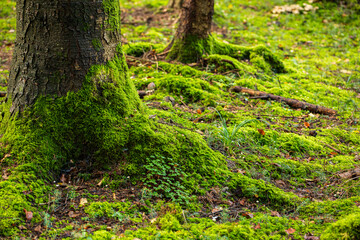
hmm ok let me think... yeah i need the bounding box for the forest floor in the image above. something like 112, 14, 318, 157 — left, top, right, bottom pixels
0, 0, 360, 239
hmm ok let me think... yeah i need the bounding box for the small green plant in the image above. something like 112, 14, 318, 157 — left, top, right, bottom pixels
78, 173, 91, 181
216, 110, 267, 155
67, 186, 77, 201
112, 211, 130, 223
142, 154, 191, 204
41, 212, 52, 229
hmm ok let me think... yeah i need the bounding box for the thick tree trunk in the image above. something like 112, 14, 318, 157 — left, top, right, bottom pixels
7, 0, 121, 113
167, 0, 184, 9
166, 0, 214, 63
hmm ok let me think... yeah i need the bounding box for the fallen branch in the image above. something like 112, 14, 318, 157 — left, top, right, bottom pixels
231, 86, 337, 116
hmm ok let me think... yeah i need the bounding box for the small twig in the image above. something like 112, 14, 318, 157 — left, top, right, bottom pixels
318, 140, 342, 154
157, 49, 171, 56
182, 210, 188, 224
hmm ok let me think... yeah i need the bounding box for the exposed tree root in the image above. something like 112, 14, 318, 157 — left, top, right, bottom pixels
231, 86, 337, 116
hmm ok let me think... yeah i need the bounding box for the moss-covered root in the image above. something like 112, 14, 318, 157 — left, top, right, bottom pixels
228, 174, 301, 209
166, 35, 211, 63
166, 35, 286, 74
321, 213, 360, 240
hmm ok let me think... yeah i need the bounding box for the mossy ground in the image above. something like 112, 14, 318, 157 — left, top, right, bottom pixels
1, 0, 360, 239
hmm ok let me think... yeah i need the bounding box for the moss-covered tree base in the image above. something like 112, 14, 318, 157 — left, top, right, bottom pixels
166, 35, 286, 74
0, 53, 228, 235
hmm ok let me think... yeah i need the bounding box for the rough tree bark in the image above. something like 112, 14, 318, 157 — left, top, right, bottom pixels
167, 0, 184, 9
166, 0, 214, 63
7, 0, 121, 113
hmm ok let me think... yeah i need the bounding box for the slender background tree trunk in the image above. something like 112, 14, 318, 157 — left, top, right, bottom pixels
175, 0, 213, 40
166, 0, 214, 62
167, 0, 184, 9
7, 0, 121, 113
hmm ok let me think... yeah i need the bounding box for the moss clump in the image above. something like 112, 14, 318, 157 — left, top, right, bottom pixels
84, 201, 133, 218
102, 0, 121, 31
123, 42, 165, 57
228, 174, 300, 209
205, 54, 256, 75
167, 35, 286, 74
321, 213, 360, 240
299, 197, 360, 219
133, 73, 222, 105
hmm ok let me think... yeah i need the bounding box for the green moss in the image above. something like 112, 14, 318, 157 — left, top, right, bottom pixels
92, 39, 103, 51
299, 197, 360, 219
321, 213, 360, 240
102, 0, 121, 31
0, 164, 51, 236
205, 54, 256, 75
167, 35, 286, 74
228, 174, 301, 209
92, 230, 114, 240
134, 74, 221, 105
84, 201, 133, 218
123, 42, 165, 57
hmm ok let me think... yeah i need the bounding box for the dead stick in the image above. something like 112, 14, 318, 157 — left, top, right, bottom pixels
317, 140, 342, 154
231, 86, 337, 116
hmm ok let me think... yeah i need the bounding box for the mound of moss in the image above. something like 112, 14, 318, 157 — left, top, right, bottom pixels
167, 35, 286, 74
321, 213, 360, 240
123, 42, 165, 57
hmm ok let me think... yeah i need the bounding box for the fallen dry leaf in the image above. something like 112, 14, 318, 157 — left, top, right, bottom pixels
34, 225, 42, 232
79, 198, 88, 207
239, 199, 246, 205
270, 211, 281, 217
242, 212, 254, 219
68, 211, 81, 218
60, 173, 67, 183
275, 179, 286, 186
97, 178, 104, 186
24, 209, 33, 221
0, 153, 11, 163
340, 69, 352, 74
2, 171, 9, 180
257, 129, 265, 136
212, 207, 222, 213
147, 82, 156, 90
286, 228, 296, 234
254, 223, 261, 230
304, 235, 320, 240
